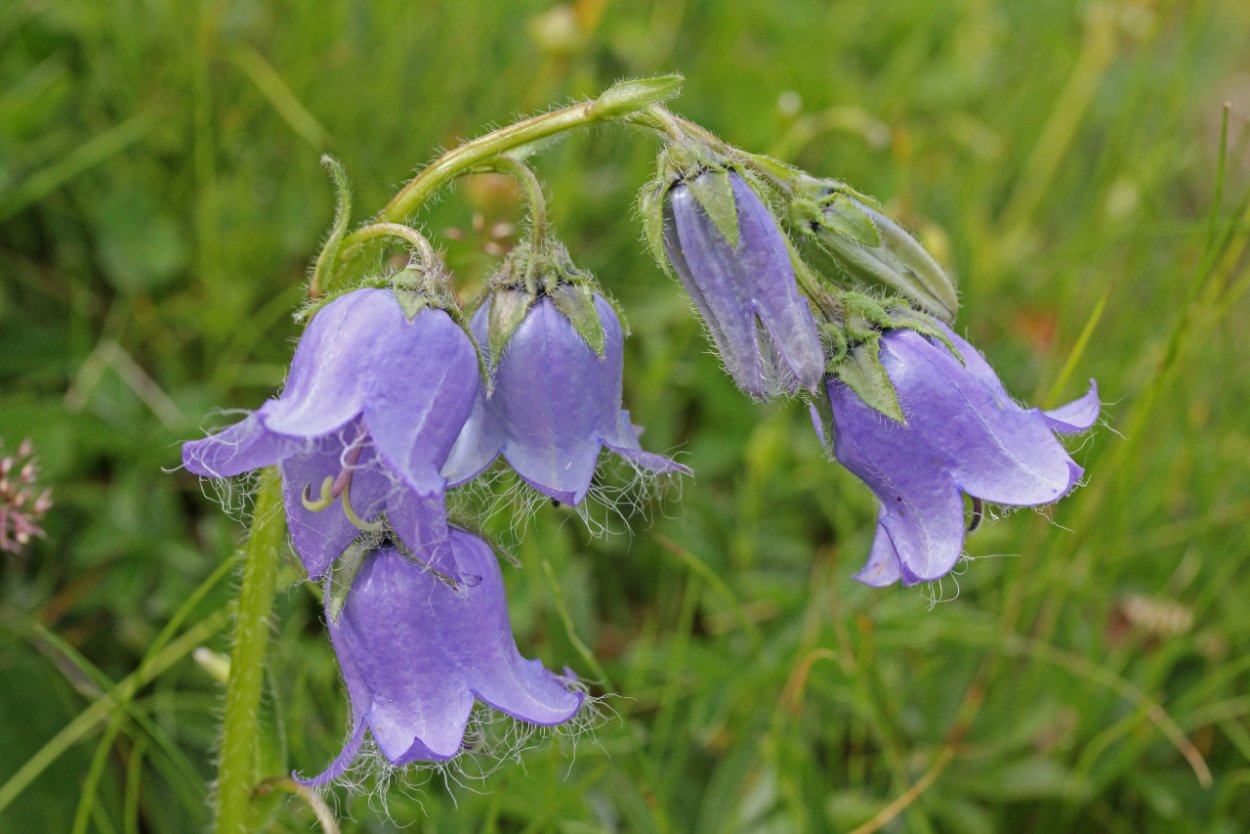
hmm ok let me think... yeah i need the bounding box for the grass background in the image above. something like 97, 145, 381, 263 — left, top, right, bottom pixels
2, 0, 1249, 831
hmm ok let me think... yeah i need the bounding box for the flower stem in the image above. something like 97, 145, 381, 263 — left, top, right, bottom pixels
347, 222, 438, 267
215, 467, 285, 834
338, 78, 680, 257
482, 155, 548, 252
320, 77, 682, 289
360, 103, 602, 232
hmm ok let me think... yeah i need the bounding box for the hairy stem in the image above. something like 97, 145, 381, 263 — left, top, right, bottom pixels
360, 103, 602, 233
483, 155, 549, 252
324, 77, 683, 286
215, 467, 285, 834
348, 222, 437, 267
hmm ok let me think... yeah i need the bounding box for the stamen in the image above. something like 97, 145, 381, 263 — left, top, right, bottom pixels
303, 423, 371, 515
330, 431, 368, 498
301, 476, 337, 512
340, 476, 382, 533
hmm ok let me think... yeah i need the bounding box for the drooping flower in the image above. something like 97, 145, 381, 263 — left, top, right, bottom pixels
182, 288, 480, 578
295, 529, 584, 785
661, 171, 824, 400
443, 290, 688, 505
826, 325, 1099, 586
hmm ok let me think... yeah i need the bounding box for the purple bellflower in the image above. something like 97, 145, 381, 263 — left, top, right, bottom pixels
182, 288, 480, 578
662, 172, 824, 400
443, 293, 687, 505
296, 528, 584, 785
827, 325, 1099, 587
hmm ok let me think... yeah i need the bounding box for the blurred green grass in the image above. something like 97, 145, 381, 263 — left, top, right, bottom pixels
2, 0, 1249, 831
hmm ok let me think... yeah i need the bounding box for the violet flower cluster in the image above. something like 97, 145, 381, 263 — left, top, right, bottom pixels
183, 91, 1101, 793
645, 144, 1099, 587
184, 250, 684, 782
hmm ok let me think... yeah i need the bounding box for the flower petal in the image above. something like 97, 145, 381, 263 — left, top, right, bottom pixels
447, 532, 583, 725
663, 174, 823, 398
329, 546, 475, 762
882, 330, 1081, 506
182, 413, 287, 478
321, 534, 580, 771
386, 489, 452, 571
602, 411, 690, 476
259, 289, 398, 439
830, 379, 967, 585
1043, 380, 1100, 434
728, 174, 824, 392
441, 375, 503, 488
852, 506, 904, 587
664, 183, 765, 396
361, 308, 480, 497
292, 714, 367, 787
489, 297, 620, 504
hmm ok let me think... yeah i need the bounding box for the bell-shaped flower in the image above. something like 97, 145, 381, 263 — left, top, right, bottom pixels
661, 171, 824, 400
444, 291, 687, 505
827, 325, 1099, 586
295, 529, 584, 784
182, 288, 480, 578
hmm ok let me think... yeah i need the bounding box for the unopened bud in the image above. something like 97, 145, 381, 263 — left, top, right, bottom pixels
592, 75, 684, 119
791, 176, 959, 322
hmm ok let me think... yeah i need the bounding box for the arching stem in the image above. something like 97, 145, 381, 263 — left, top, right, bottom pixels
482, 155, 549, 253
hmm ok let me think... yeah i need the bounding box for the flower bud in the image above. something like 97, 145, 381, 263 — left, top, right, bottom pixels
790, 176, 959, 322
656, 168, 825, 400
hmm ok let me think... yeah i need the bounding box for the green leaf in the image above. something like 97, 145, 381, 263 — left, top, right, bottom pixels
833, 339, 904, 422
92, 190, 188, 294
887, 305, 962, 362
487, 287, 536, 367
686, 168, 739, 249
548, 282, 605, 356
808, 390, 836, 455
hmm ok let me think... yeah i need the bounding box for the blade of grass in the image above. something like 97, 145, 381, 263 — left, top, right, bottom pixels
0, 609, 230, 814
0, 114, 153, 221
229, 43, 332, 151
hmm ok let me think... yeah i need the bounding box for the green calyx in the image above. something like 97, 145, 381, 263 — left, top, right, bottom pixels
325, 540, 371, 623
821, 291, 961, 424
789, 175, 959, 323
641, 145, 744, 261
831, 336, 904, 424
684, 166, 740, 249
482, 240, 607, 370
389, 258, 459, 322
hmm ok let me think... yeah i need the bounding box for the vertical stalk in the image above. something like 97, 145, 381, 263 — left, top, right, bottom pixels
215, 467, 285, 834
